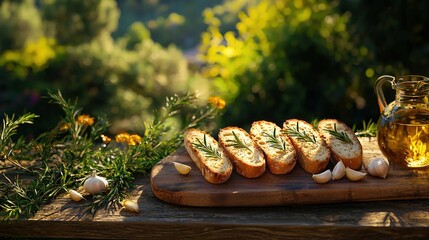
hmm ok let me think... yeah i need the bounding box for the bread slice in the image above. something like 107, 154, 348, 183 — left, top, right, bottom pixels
317, 119, 363, 170
250, 120, 297, 174
218, 126, 266, 178
283, 119, 330, 174
184, 128, 233, 184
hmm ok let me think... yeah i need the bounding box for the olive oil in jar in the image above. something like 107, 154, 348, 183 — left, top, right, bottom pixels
377, 109, 429, 168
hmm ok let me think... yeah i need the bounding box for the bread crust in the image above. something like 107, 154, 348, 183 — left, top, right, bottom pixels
250, 120, 297, 174
317, 119, 363, 170
218, 126, 266, 178
283, 119, 330, 174
184, 128, 233, 184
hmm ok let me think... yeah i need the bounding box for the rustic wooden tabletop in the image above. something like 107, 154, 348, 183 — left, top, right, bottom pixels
1, 138, 429, 240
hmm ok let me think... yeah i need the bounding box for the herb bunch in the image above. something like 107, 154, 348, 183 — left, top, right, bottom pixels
0, 90, 223, 220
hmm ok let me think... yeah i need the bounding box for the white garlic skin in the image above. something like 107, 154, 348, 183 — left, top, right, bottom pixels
69, 190, 84, 202
367, 158, 389, 178
312, 169, 332, 184
331, 161, 346, 180
122, 199, 139, 213
345, 167, 367, 181
84, 171, 108, 195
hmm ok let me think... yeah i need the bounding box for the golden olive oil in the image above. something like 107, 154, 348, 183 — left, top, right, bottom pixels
377, 109, 429, 168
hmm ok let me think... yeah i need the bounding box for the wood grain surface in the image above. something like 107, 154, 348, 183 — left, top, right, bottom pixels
151, 138, 429, 206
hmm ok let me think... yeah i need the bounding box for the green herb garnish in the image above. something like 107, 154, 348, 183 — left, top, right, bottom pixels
354, 119, 377, 137
263, 128, 286, 151
283, 122, 317, 144
324, 123, 353, 144
192, 135, 222, 160
226, 131, 252, 151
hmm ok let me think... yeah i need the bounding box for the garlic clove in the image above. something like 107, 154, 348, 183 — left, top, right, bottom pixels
121, 199, 139, 213
173, 162, 192, 175
367, 157, 389, 178
312, 169, 332, 184
332, 160, 346, 180
69, 189, 84, 202
345, 167, 367, 181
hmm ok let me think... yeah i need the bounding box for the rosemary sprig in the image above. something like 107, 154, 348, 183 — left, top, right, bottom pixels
192, 135, 222, 160
323, 123, 353, 144
263, 128, 286, 151
283, 122, 317, 144
226, 131, 252, 151
354, 119, 377, 137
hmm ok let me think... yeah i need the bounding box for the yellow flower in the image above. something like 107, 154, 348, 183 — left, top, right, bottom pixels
77, 114, 94, 126
101, 134, 111, 143
128, 134, 142, 146
115, 133, 130, 143
208, 96, 226, 110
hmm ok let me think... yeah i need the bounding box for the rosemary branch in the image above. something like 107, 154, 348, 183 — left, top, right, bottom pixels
323, 123, 353, 144
226, 131, 252, 151
262, 128, 286, 151
283, 122, 317, 144
192, 135, 222, 160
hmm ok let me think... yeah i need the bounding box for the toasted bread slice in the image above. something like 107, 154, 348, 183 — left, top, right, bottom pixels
283, 119, 330, 174
317, 119, 363, 170
184, 128, 233, 184
218, 126, 266, 178
250, 120, 297, 174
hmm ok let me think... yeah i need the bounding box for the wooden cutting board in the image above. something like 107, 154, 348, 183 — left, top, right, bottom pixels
150, 138, 429, 206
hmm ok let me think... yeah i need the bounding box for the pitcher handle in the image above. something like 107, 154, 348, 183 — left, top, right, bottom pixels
374, 75, 395, 113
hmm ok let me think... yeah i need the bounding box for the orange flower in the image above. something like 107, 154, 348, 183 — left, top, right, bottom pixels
115, 133, 142, 146
115, 133, 130, 143
208, 96, 226, 110
101, 134, 111, 143
128, 134, 142, 146
77, 114, 94, 126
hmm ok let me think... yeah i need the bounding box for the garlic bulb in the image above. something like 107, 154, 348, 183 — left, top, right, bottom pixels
312, 169, 332, 184
345, 167, 367, 181
69, 189, 84, 202
366, 157, 389, 179
332, 161, 346, 180
83, 171, 108, 195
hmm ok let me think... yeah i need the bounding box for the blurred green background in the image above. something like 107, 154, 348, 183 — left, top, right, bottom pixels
1, 0, 428, 136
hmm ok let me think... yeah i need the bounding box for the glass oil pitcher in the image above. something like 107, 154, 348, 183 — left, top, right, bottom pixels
375, 75, 429, 168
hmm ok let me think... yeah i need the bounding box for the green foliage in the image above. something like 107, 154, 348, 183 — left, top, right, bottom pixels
0, 0, 43, 52
0, 0, 213, 136
114, 0, 226, 49
200, 0, 371, 128
41, 0, 119, 45
0, 90, 221, 220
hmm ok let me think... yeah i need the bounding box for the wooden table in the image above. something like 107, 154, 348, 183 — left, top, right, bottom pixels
1, 139, 429, 240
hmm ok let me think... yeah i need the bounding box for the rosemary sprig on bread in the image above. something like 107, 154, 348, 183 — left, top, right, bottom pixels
283, 122, 317, 144
263, 128, 287, 152
323, 123, 353, 144
317, 119, 362, 170
225, 131, 252, 152
192, 135, 222, 160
